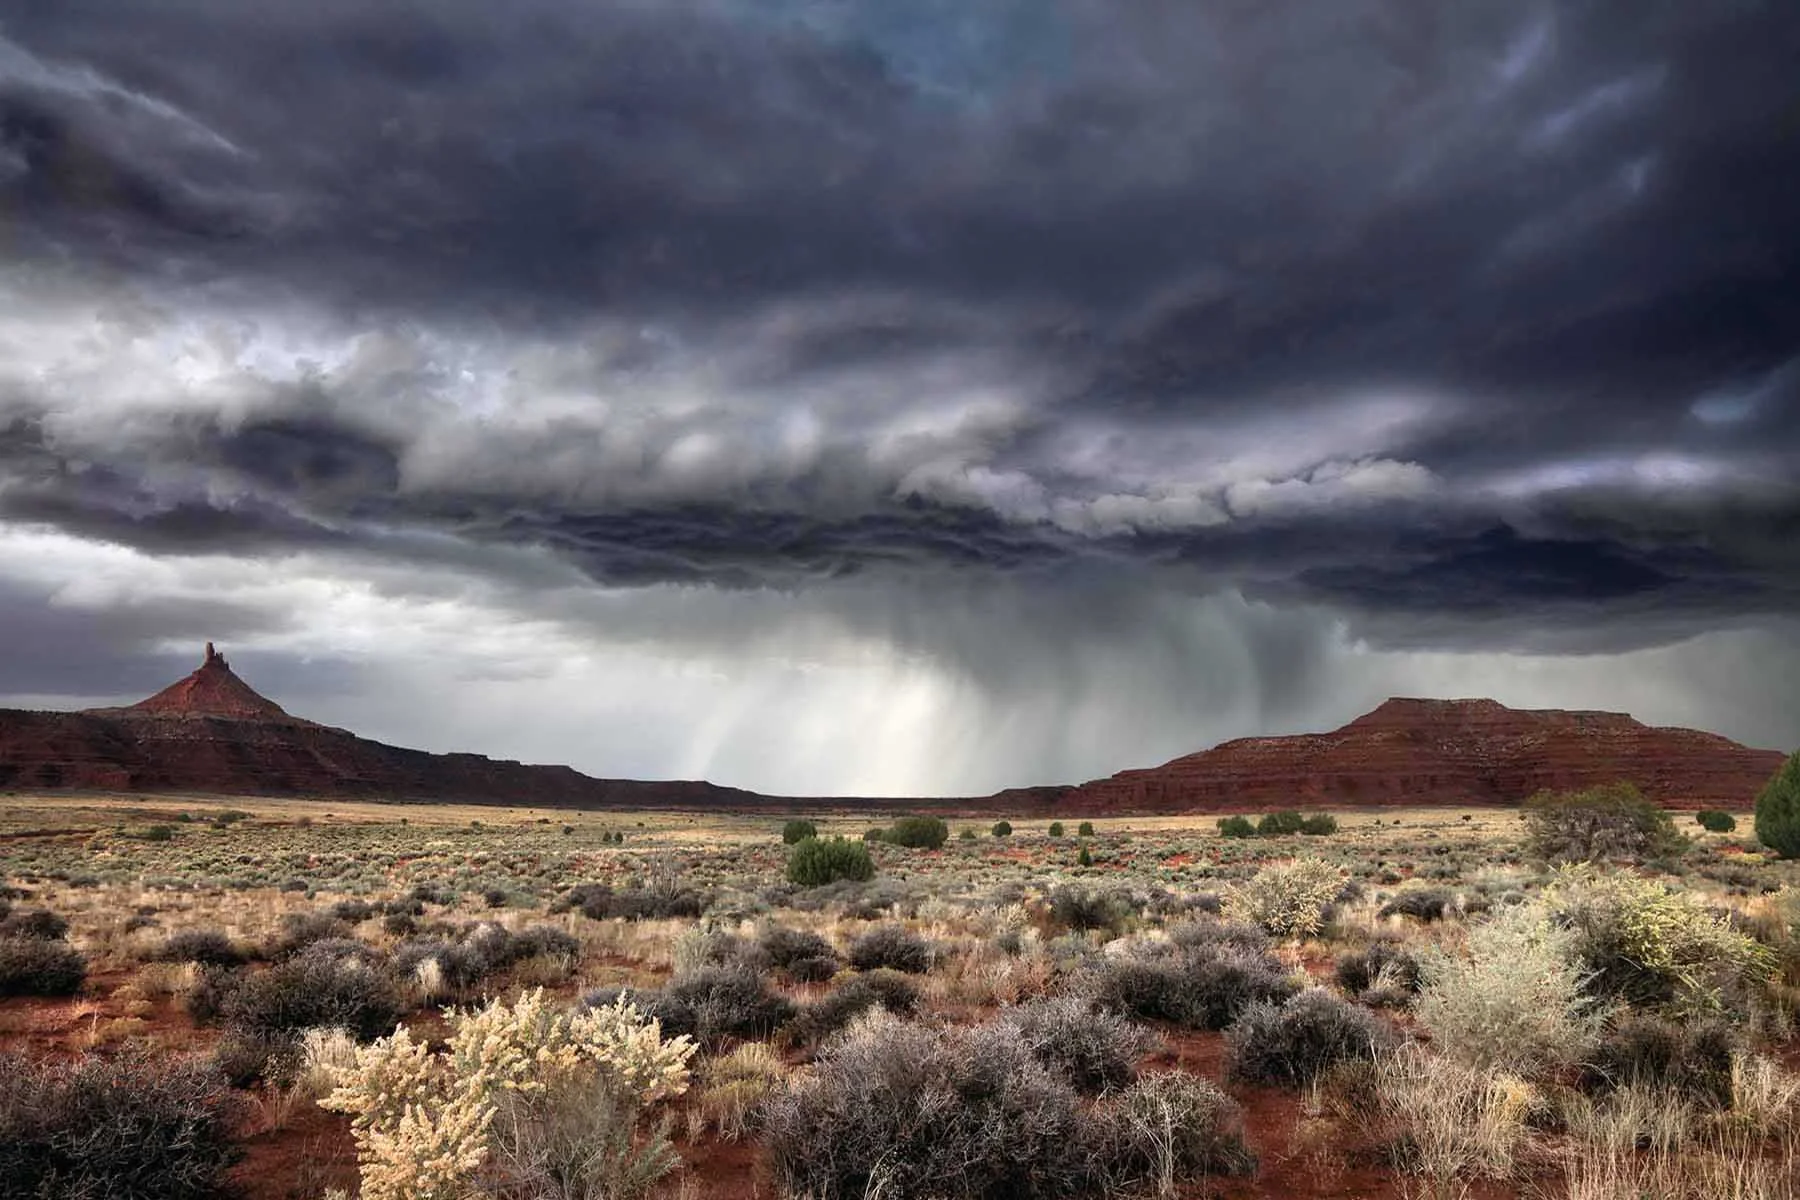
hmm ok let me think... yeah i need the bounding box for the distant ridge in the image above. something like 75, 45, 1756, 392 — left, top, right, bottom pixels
0, 645, 761, 808
1057, 696, 1787, 812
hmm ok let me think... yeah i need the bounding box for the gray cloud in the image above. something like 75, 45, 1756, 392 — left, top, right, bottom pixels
0, 0, 1797, 788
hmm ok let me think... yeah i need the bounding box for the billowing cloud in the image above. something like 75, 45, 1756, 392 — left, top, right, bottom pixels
1, 0, 1797, 791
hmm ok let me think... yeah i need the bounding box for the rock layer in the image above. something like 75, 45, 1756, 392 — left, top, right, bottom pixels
1060, 697, 1787, 812
0, 646, 759, 808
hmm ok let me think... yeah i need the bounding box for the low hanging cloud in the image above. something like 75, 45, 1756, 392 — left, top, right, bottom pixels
0, 0, 1797, 791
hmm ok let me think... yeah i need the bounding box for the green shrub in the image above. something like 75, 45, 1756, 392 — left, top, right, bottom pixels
1695, 810, 1737, 833
1523, 782, 1687, 864
1224, 858, 1342, 938
991, 820, 1013, 838
1256, 811, 1307, 836
1225, 989, 1393, 1087
787, 837, 876, 886
1078, 821, 1095, 837
959, 826, 978, 841
1755, 752, 1800, 857
1216, 816, 1256, 839
0, 1052, 243, 1198
1299, 814, 1339, 836
0, 937, 87, 996
883, 816, 950, 849
782, 819, 819, 845
1047, 821, 1065, 838
1077, 844, 1094, 867
1542, 866, 1776, 1013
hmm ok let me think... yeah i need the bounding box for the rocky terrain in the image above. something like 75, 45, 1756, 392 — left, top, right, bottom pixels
0, 645, 761, 808
1060, 696, 1787, 811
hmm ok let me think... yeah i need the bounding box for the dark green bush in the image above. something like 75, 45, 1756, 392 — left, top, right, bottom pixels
992, 820, 1013, 838
1225, 989, 1393, 1087
787, 837, 876, 886
1048, 822, 1066, 838
1299, 814, 1339, 836
0, 937, 87, 996
884, 816, 950, 849
1256, 811, 1307, 836
1695, 810, 1737, 833
655, 966, 799, 1045
0, 1052, 243, 1199
847, 924, 930, 973
1078, 822, 1096, 838
550, 882, 710, 919
1216, 816, 1256, 838
783, 819, 820, 844
1755, 752, 1800, 857
1524, 782, 1687, 864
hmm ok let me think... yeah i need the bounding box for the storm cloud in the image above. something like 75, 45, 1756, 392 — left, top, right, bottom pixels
1, 0, 1796, 792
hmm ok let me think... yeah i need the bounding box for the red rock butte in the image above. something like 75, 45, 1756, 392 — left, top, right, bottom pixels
96, 643, 308, 724
1059, 696, 1788, 811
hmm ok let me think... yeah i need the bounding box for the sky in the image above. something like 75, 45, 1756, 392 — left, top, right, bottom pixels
1, 0, 1797, 796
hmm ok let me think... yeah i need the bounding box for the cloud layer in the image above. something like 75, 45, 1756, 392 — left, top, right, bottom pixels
1, 1, 1797, 791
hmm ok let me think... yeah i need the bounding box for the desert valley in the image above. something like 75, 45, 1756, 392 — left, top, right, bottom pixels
4, 648, 1799, 1200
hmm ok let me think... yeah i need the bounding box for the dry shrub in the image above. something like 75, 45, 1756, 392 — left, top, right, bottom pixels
1085, 937, 1298, 1031
1225, 988, 1394, 1087
1335, 1044, 1542, 1185
847, 923, 932, 973
1415, 904, 1602, 1079
0, 936, 87, 996
1001, 994, 1153, 1095
0, 1050, 244, 1199
695, 1041, 786, 1140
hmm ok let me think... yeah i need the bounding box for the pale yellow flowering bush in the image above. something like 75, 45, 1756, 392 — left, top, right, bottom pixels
1224, 857, 1342, 938
320, 989, 695, 1200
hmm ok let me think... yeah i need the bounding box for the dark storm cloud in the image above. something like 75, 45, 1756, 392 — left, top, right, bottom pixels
0, 0, 1797, 652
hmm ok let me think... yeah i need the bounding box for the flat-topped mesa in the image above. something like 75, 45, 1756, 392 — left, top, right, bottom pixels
98, 644, 306, 724
1059, 696, 1787, 812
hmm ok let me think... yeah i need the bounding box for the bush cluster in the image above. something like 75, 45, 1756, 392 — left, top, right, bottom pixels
1334, 940, 1424, 1007
1087, 928, 1298, 1030
0, 1052, 243, 1199
758, 925, 841, 981
1000, 995, 1152, 1095
1047, 885, 1134, 935
1578, 1013, 1737, 1108
0, 906, 85, 997
869, 816, 950, 849
1524, 782, 1687, 864
1694, 810, 1737, 833
1224, 989, 1393, 1087
1217, 812, 1338, 838
550, 882, 709, 920
847, 924, 931, 974
787, 837, 876, 886
762, 1012, 1254, 1200
782, 819, 819, 844
780, 969, 922, 1050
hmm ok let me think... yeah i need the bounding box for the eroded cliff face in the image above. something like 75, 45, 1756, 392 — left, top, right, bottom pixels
1059, 697, 1787, 812
0, 646, 758, 808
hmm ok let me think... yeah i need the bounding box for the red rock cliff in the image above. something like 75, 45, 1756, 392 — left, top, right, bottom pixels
1059, 697, 1787, 812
